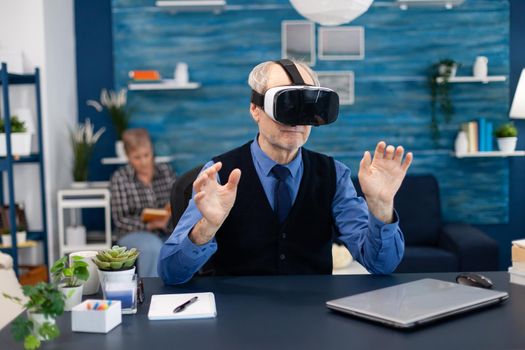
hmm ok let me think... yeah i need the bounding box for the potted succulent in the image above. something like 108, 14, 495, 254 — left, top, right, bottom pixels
93, 245, 139, 283
70, 118, 105, 187
0, 115, 32, 157
50, 255, 90, 311
2, 282, 65, 350
87, 89, 131, 159
428, 59, 459, 142
494, 122, 518, 153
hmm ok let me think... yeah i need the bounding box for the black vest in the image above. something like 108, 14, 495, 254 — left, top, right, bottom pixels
209, 141, 336, 275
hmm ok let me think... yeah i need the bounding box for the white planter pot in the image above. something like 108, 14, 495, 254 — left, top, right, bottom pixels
1, 232, 27, 246
66, 225, 86, 246
27, 312, 56, 341
59, 284, 84, 311
497, 137, 518, 153
98, 266, 136, 284
0, 133, 32, 156
17, 231, 26, 244
1, 234, 11, 246
115, 140, 127, 159
70, 251, 100, 295
71, 181, 89, 189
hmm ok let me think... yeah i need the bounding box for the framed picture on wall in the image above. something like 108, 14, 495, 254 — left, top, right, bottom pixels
318, 26, 365, 60
281, 20, 316, 66
317, 71, 355, 105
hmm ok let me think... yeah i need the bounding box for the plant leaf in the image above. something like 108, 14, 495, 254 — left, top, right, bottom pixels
24, 334, 40, 350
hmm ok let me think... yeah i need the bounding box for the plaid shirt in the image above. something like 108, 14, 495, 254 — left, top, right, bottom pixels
110, 163, 176, 239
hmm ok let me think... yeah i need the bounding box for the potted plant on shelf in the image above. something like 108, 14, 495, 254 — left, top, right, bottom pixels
428, 59, 459, 142
50, 255, 90, 311
494, 122, 518, 153
1, 225, 27, 247
92, 245, 139, 283
0, 115, 32, 157
2, 282, 65, 350
87, 89, 131, 159
70, 118, 105, 187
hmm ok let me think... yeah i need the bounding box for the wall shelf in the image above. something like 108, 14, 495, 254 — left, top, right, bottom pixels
396, 0, 465, 10
454, 151, 525, 158
128, 79, 200, 91
101, 155, 177, 165
436, 76, 507, 84
156, 0, 226, 13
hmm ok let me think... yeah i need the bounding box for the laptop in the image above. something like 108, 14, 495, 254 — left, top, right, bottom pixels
326, 278, 509, 328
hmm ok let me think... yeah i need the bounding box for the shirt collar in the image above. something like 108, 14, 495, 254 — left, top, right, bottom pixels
250, 135, 302, 179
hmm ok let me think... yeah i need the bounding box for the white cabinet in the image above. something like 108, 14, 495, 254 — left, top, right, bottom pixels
57, 188, 112, 257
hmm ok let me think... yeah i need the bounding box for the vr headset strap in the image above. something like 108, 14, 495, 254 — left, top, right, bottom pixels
250, 59, 305, 107
275, 59, 305, 85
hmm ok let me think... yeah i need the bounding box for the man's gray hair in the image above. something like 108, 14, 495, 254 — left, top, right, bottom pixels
248, 59, 320, 94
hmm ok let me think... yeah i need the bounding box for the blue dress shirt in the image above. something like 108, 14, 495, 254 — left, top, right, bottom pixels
158, 138, 405, 284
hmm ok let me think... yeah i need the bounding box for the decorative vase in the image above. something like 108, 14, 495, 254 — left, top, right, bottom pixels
66, 225, 86, 246
16, 231, 26, 244
1, 234, 12, 246
473, 56, 488, 78
454, 131, 468, 155
70, 251, 100, 295
59, 284, 84, 311
27, 312, 56, 341
438, 63, 457, 78
115, 140, 127, 159
0, 132, 32, 156
497, 137, 517, 153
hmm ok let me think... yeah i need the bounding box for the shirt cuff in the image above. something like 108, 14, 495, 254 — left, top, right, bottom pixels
368, 209, 400, 241
179, 234, 217, 260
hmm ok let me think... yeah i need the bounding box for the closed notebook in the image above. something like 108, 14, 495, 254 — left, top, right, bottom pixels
148, 292, 216, 320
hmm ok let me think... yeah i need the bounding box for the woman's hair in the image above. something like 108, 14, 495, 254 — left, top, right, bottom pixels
248, 59, 319, 94
122, 128, 152, 155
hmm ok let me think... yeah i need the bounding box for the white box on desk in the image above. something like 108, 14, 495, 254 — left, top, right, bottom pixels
72, 299, 122, 333
508, 267, 525, 286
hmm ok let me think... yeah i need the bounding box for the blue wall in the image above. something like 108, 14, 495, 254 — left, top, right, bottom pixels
75, 0, 525, 268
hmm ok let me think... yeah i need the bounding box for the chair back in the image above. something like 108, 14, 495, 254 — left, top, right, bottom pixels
353, 174, 442, 246
170, 164, 204, 227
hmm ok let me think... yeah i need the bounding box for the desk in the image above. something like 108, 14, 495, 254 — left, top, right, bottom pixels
1, 272, 524, 349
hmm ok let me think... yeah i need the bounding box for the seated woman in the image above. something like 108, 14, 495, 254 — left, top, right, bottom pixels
110, 128, 176, 277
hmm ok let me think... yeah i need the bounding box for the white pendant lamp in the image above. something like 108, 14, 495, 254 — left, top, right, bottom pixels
510, 69, 525, 119
289, 0, 374, 26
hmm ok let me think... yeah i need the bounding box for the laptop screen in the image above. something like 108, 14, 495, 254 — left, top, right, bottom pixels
326, 278, 508, 328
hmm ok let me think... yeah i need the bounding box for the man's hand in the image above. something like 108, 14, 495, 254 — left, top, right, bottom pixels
189, 162, 241, 245
358, 141, 413, 223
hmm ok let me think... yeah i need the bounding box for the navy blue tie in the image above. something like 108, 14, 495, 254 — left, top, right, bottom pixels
271, 164, 292, 224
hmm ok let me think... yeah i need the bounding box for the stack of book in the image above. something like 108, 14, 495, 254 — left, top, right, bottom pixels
461, 118, 494, 153
508, 239, 525, 286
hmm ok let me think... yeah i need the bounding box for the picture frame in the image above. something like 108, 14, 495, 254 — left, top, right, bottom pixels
317, 71, 355, 105
318, 26, 365, 61
281, 20, 316, 66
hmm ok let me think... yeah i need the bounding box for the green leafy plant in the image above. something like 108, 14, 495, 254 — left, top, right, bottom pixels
92, 245, 140, 271
51, 255, 90, 288
494, 122, 518, 138
87, 89, 131, 140
1, 224, 26, 235
428, 59, 459, 142
0, 116, 28, 133
2, 282, 65, 350
70, 118, 105, 182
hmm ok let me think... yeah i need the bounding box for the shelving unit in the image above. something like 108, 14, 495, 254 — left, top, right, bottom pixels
57, 188, 112, 257
155, 0, 226, 13
128, 79, 200, 91
454, 151, 525, 158
0, 63, 48, 276
436, 75, 507, 84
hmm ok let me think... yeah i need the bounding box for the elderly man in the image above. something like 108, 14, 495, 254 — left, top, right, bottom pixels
158, 59, 413, 284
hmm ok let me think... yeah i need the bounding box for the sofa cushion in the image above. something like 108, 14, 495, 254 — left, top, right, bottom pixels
395, 246, 458, 273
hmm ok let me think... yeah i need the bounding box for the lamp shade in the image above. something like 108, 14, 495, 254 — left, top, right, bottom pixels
289, 0, 373, 26
510, 68, 525, 119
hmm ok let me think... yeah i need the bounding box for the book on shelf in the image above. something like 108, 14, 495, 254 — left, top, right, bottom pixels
461, 119, 494, 153
128, 70, 161, 82
141, 207, 171, 223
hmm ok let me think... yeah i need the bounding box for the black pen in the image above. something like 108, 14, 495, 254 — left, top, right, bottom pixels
173, 296, 198, 313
